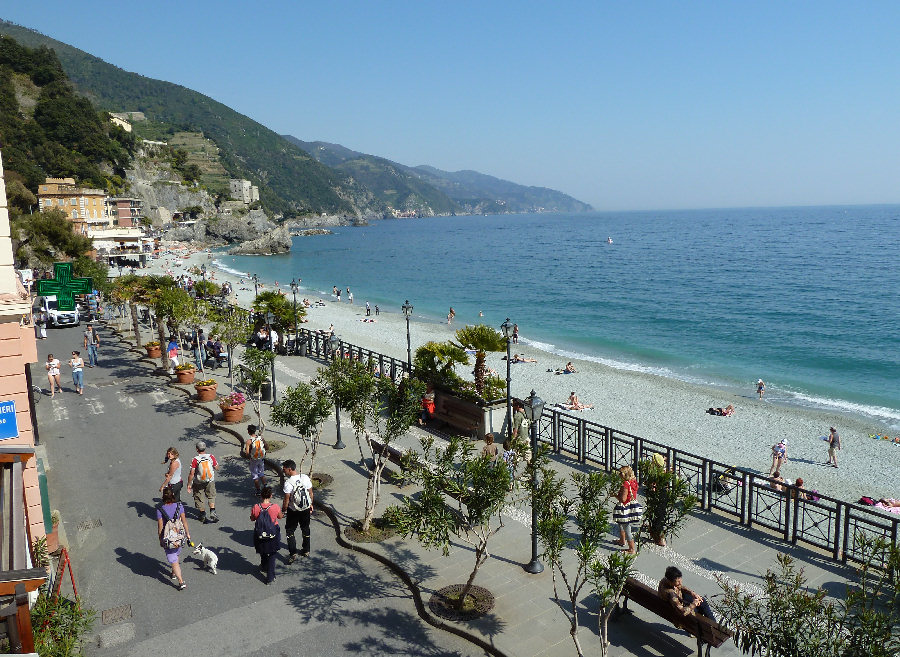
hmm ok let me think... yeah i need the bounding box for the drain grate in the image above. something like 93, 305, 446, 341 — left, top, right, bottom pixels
77, 518, 102, 531
101, 604, 132, 625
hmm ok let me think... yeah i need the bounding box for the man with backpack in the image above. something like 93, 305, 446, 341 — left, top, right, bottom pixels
243, 424, 269, 495
187, 441, 220, 524
281, 459, 313, 563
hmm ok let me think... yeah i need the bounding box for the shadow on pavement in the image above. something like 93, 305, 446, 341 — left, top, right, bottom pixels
344, 608, 474, 656
114, 546, 170, 583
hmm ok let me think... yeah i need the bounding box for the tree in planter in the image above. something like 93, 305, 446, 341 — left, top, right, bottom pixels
252, 290, 304, 335
271, 382, 332, 474
531, 452, 624, 657
357, 376, 424, 534
413, 341, 469, 391
140, 275, 181, 368
192, 279, 220, 300
239, 346, 275, 430
183, 299, 213, 373
387, 434, 513, 611
313, 356, 377, 464
211, 306, 251, 389
111, 273, 145, 347
637, 458, 698, 547
715, 535, 900, 657
450, 325, 506, 398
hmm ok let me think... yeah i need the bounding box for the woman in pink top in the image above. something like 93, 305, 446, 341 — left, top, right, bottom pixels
616, 466, 640, 554
250, 486, 283, 585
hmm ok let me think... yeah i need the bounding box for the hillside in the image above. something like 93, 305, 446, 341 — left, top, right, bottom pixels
0, 20, 369, 218
286, 137, 593, 214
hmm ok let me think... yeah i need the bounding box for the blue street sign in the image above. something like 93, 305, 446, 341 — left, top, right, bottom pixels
0, 400, 19, 440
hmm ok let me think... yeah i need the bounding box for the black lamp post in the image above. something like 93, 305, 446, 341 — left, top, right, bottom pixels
251, 273, 259, 300
523, 389, 545, 574
329, 333, 346, 449
500, 318, 514, 440
266, 311, 277, 402
200, 263, 207, 282
401, 300, 414, 372
290, 279, 299, 348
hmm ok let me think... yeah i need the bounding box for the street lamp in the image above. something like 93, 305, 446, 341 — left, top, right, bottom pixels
500, 318, 514, 440
329, 333, 346, 449
251, 273, 259, 300
523, 389, 545, 574
401, 300, 414, 372
266, 311, 277, 402
290, 279, 299, 349
200, 264, 207, 281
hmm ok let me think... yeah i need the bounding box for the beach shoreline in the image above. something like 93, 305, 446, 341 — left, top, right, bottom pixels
140, 242, 900, 505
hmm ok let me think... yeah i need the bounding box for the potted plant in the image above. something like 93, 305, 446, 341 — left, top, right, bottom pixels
219, 390, 246, 422
174, 363, 196, 384
145, 340, 162, 359
46, 510, 61, 554
194, 378, 218, 402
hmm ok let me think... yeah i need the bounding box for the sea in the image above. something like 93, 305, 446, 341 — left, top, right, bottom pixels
215, 205, 900, 430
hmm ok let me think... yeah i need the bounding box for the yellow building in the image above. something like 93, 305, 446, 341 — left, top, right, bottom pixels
37, 178, 107, 234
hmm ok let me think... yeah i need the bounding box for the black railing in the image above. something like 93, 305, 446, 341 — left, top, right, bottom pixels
295, 328, 410, 384
535, 406, 899, 568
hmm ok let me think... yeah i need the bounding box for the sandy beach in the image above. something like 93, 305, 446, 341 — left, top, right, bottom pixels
142, 243, 900, 505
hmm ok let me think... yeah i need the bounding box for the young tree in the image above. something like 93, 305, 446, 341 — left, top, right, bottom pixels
387, 433, 513, 610
271, 382, 332, 474
183, 299, 213, 373
239, 347, 274, 430
637, 458, 699, 547
313, 357, 377, 464
211, 306, 251, 389
450, 325, 506, 397
715, 535, 900, 657
413, 340, 469, 390
111, 274, 145, 347
531, 454, 623, 657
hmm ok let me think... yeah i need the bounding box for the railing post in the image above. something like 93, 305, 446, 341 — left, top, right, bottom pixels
604, 427, 612, 473
833, 503, 843, 561
790, 493, 800, 544
841, 506, 851, 563
745, 474, 754, 526
578, 419, 586, 463
633, 437, 641, 475
701, 458, 709, 510
551, 410, 559, 453
784, 487, 792, 542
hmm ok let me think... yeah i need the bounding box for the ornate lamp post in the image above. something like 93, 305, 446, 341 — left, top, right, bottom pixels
266, 311, 277, 402
500, 318, 514, 440
523, 389, 545, 574
401, 300, 414, 372
328, 333, 346, 449
251, 273, 259, 300
290, 279, 299, 348
200, 263, 207, 282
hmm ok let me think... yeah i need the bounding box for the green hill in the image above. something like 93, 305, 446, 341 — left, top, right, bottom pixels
0, 20, 364, 218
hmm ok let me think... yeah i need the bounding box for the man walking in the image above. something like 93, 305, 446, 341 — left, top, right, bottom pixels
83, 323, 100, 367
281, 459, 313, 563
243, 424, 268, 495
826, 427, 841, 468
187, 441, 220, 523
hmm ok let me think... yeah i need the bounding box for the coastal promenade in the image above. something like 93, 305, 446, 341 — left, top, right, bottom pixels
32, 317, 869, 656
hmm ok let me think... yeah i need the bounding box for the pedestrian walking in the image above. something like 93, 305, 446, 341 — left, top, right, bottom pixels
242, 424, 268, 495
281, 459, 313, 563
68, 351, 84, 395
83, 324, 100, 367
756, 379, 765, 399
614, 465, 640, 555
187, 441, 220, 523
160, 447, 183, 501
365, 301, 371, 316
348, 289, 353, 304
251, 486, 283, 585
769, 438, 787, 476
157, 486, 191, 590
826, 427, 841, 468
45, 353, 62, 397
37, 311, 47, 339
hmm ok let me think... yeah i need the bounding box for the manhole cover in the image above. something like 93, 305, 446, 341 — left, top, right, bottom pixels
78, 518, 102, 531
101, 604, 132, 625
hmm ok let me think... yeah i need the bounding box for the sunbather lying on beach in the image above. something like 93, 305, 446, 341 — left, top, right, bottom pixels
557, 392, 593, 411
505, 354, 537, 363
706, 404, 735, 416
551, 362, 577, 375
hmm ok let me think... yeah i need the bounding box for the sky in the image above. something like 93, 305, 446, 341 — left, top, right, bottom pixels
3, 2, 900, 211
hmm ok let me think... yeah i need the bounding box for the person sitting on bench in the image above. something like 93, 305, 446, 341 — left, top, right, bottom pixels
658, 566, 717, 624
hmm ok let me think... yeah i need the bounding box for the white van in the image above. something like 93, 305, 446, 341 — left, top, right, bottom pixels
35, 296, 80, 328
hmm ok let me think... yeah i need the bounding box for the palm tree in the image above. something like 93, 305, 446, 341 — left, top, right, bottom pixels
451, 325, 506, 397
252, 290, 304, 335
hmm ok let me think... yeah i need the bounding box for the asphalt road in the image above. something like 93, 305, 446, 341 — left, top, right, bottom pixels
32, 323, 486, 657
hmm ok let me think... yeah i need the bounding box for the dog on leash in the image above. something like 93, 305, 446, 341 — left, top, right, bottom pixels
192, 543, 218, 574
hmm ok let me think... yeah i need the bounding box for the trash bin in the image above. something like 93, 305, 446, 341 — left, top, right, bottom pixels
298, 338, 308, 357
260, 381, 272, 402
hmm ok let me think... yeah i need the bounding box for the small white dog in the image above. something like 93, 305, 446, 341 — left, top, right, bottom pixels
192, 543, 218, 575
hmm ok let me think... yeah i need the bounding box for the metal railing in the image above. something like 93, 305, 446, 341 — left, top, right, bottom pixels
295, 328, 410, 384
535, 408, 899, 568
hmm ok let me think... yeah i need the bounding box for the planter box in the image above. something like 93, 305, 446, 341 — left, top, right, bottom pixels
145, 345, 161, 359
220, 402, 245, 423
175, 368, 196, 384
195, 383, 218, 402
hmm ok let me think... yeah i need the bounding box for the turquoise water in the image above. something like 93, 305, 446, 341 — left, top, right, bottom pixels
218, 206, 900, 428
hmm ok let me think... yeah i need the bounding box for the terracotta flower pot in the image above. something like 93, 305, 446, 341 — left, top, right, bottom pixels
195, 383, 218, 401
175, 368, 196, 384
220, 402, 245, 422
145, 345, 162, 358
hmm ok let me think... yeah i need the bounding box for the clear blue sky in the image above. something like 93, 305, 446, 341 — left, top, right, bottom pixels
4, 2, 900, 211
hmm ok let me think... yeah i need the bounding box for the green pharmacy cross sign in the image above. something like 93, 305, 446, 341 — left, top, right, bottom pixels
35, 263, 93, 311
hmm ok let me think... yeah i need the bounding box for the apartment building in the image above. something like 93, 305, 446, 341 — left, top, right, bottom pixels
36, 178, 106, 234
229, 178, 259, 204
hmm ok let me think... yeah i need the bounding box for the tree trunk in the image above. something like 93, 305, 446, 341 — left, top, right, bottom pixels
129, 303, 142, 348
306, 430, 320, 476
157, 321, 167, 370
457, 542, 487, 610
473, 354, 486, 396
599, 606, 613, 657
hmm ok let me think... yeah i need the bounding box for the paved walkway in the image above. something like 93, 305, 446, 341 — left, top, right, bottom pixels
35, 320, 860, 657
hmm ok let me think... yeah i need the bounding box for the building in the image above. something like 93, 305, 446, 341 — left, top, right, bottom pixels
108, 114, 132, 133
104, 197, 144, 228
36, 178, 106, 235
0, 150, 49, 651
229, 178, 259, 204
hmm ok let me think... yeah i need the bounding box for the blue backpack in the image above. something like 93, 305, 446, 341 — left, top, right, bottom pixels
254, 504, 278, 540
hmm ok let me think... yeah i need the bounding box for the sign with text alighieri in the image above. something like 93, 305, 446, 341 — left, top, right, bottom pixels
0, 400, 19, 440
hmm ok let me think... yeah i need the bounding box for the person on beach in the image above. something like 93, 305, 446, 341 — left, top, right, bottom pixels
757, 379, 766, 399
365, 301, 371, 316
68, 351, 84, 395
566, 392, 594, 410
791, 477, 808, 501
251, 486, 283, 585
615, 466, 639, 554
482, 433, 500, 464
769, 470, 785, 492
553, 362, 577, 375
512, 324, 519, 344
156, 486, 191, 591
447, 307, 455, 324
826, 427, 841, 467
510, 354, 537, 363
769, 438, 787, 476
160, 447, 183, 501
375, 305, 379, 316
45, 353, 62, 396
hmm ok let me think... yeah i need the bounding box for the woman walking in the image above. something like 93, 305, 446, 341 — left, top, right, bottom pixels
156, 487, 191, 590
159, 447, 183, 501
615, 466, 640, 554
250, 486, 283, 585
68, 351, 85, 395
45, 353, 62, 397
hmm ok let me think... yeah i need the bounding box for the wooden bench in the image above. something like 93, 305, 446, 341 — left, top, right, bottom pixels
614, 577, 731, 657
431, 394, 482, 439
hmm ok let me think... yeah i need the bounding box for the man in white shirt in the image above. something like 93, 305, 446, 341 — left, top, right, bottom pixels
281, 459, 313, 563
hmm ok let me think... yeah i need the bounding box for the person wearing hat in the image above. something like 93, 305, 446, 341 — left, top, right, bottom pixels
756, 379, 766, 399
769, 438, 787, 476
826, 427, 841, 468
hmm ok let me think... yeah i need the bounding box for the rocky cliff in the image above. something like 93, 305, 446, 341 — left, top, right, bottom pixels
227, 224, 292, 255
